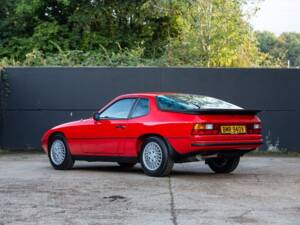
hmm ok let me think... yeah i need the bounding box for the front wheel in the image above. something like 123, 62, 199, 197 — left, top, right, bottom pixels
206, 156, 240, 173
48, 135, 74, 170
140, 137, 174, 177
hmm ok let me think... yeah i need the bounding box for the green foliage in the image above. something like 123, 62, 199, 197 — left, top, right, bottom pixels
0, 0, 281, 67
166, 0, 263, 67
256, 31, 300, 67
0, 47, 170, 67
256, 31, 277, 53
0, 0, 180, 60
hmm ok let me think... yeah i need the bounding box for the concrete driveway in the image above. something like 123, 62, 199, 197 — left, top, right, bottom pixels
0, 153, 299, 225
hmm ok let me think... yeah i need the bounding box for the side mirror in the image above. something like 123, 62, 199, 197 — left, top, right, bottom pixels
93, 112, 101, 121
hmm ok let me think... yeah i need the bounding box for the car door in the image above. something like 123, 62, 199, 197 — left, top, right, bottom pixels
121, 98, 151, 156
81, 98, 137, 155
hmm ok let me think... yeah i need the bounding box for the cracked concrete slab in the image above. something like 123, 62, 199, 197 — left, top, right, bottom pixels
0, 154, 299, 225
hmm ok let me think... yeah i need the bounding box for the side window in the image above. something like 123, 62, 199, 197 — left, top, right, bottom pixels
100, 98, 136, 119
131, 98, 150, 118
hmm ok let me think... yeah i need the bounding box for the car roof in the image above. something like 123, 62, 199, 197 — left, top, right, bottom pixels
118, 92, 179, 98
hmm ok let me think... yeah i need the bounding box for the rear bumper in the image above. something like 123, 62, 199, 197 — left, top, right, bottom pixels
167, 134, 263, 155
191, 141, 263, 147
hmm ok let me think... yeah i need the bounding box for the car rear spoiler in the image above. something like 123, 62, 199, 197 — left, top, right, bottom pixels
183, 109, 261, 115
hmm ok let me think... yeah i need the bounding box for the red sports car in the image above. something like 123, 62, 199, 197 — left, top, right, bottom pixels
42, 93, 263, 177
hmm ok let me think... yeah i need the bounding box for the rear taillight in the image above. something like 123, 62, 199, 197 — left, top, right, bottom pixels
192, 123, 261, 135
192, 123, 219, 135
247, 123, 262, 134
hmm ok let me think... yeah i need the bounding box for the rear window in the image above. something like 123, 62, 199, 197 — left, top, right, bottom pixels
131, 98, 150, 118
157, 94, 242, 112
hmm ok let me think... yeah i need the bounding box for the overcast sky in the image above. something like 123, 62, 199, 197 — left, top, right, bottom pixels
250, 0, 300, 35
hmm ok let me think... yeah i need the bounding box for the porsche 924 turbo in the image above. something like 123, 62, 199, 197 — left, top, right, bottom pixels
42, 93, 263, 177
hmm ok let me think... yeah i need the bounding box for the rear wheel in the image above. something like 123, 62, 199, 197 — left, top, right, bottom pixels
118, 162, 136, 168
206, 156, 240, 173
48, 134, 74, 170
140, 136, 174, 177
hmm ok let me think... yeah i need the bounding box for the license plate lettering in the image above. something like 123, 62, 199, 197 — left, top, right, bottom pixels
221, 125, 246, 134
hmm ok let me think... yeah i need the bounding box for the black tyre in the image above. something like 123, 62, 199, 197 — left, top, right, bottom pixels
206, 156, 240, 173
48, 134, 74, 170
117, 162, 136, 168
140, 136, 174, 177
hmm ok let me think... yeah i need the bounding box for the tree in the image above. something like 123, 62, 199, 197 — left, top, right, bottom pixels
278, 33, 300, 67
256, 31, 277, 53
0, 0, 266, 67
0, 0, 181, 60
166, 0, 261, 67
256, 31, 300, 67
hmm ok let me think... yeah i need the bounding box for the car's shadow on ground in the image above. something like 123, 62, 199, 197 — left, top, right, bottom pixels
69, 164, 247, 178
72, 164, 144, 174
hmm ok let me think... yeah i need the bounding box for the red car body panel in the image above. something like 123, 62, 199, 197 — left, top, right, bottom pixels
41, 93, 263, 159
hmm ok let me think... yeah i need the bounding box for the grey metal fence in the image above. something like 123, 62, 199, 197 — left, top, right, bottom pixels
0, 67, 299, 151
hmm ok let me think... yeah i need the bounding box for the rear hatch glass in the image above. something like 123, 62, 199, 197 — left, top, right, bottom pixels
157, 94, 242, 112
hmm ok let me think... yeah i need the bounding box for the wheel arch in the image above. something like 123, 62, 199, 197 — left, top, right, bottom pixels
47, 131, 66, 151
136, 133, 176, 158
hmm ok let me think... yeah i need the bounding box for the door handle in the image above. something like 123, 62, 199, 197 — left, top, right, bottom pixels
115, 124, 126, 129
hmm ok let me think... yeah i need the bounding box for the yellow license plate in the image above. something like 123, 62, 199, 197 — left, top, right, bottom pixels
221, 125, 246, 134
